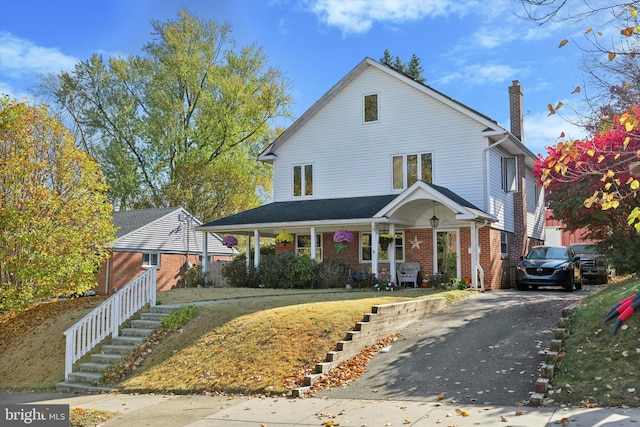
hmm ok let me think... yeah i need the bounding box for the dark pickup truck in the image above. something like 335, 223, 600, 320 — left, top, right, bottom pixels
570, 243, 610, 284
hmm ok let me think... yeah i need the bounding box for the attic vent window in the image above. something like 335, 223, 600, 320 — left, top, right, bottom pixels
364, 93, 378, 122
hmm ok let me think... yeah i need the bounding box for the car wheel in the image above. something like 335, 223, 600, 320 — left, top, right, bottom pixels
564, 276, 574, 292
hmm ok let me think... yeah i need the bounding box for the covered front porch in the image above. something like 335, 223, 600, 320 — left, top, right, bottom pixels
196, 182, 496, 290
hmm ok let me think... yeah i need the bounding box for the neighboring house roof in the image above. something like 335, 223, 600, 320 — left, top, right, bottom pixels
113, 207, 181, 239
112, 207, 233, 255
259, 57, 538, 167
197, 182, 495, 235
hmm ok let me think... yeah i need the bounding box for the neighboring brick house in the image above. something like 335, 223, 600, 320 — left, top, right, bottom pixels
95, 207, 233, 294
196, 58, 545, 289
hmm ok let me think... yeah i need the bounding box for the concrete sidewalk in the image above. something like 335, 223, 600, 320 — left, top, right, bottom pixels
1, 392, 638, 426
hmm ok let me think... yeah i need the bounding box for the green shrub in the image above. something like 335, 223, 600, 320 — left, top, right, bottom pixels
352, 270, 378, 288
176, 264, 206, 288
221, 255, 257, 287
284, 255, 318, 288
161, 305, 198, 331
316, 258, 352, 288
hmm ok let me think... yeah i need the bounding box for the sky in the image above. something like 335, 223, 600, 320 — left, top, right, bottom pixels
0, 0, 605, 157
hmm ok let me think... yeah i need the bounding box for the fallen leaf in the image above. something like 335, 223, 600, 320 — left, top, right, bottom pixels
455, 408, 470, 417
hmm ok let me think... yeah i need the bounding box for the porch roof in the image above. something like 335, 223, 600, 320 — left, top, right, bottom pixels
197, 183, 493, 236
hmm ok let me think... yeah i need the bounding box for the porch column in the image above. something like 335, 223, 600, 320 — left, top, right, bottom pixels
470, 222, 485, 290
389, 223, 396, 284
310, 227, 317, 261
245, 235, 251, 269
253, 229, 260, 268
371, 223, 379, 277
202, 232, 209, 275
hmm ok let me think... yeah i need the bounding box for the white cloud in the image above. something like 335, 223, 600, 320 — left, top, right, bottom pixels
436, 63, 522, 87
0, 32, 77, 78
307, 0, 474, 34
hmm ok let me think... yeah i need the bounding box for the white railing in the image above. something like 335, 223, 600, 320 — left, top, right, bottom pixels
63, 267, 156, 381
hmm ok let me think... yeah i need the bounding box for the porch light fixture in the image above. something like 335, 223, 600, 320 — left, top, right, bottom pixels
430, 202, 439, 228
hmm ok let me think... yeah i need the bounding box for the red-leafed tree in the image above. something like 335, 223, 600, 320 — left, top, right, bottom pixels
534, 106, 640, 274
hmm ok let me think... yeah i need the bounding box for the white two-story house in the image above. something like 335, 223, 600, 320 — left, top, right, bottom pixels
197, 57, 545, 289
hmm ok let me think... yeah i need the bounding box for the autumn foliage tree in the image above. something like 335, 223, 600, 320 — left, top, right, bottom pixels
0, 96, 115, 312
40, 9, 290, 221
534, 106, 640, 273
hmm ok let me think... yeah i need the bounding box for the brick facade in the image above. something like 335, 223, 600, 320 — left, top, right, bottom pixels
95, 251, 203, 295
275, 226, 514, 290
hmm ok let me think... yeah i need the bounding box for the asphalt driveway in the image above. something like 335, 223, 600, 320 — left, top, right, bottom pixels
317, 286, 596, 406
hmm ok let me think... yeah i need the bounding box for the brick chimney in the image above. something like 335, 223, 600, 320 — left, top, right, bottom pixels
508, 80, 524, 142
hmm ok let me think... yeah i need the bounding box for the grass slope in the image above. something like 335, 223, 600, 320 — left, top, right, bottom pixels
550, 277, 640, 407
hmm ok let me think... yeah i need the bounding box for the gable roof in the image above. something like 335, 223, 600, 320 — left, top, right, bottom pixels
259, 57, 538, 167
112, 207, 233, 255
113, 207, 181, 239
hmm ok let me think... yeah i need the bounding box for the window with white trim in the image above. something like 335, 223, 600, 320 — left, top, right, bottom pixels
501, 156, 517, 192
296, 234, 323, 260
392, 153, 433, 190
142, 253, 159, 267
364, 93, 378, 122
500, 231, 508, 256
293, 164, 313, 197
360, 232, 404, 262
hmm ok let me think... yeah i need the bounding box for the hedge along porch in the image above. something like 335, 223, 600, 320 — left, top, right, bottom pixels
196, 181, 498, 290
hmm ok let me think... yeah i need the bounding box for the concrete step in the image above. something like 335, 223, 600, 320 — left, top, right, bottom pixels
79, 361, 111, 373
101, 344, 136, 355
140, 312, 169, 322
130, 319, 162, 329
150, 305, 181, 314
121, 327, 156, 337
112, 335, 145, 346
90, 352, 123, 364
56, 381, 117, 393
68, 371, 102, 385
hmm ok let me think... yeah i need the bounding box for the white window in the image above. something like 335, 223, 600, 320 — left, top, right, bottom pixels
392, 153, 433, 190
293, 164, 313, 197
364, 93, 378, 122
142, 253, 159, 267
360, 232, 404, 262
296, 234, 322, 260
500, 231, 508, 256
502, 156, 517, 193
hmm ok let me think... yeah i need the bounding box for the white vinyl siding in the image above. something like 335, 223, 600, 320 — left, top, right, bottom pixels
488, 149, 514, 232
526, 169, 545, 239
272, 66, 487, 208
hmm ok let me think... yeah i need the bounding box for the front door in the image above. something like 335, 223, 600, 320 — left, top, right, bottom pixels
435, 230, 460, 278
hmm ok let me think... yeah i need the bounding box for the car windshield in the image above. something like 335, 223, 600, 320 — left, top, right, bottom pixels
526, 247, 569, 260
571, 244, 599, 255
